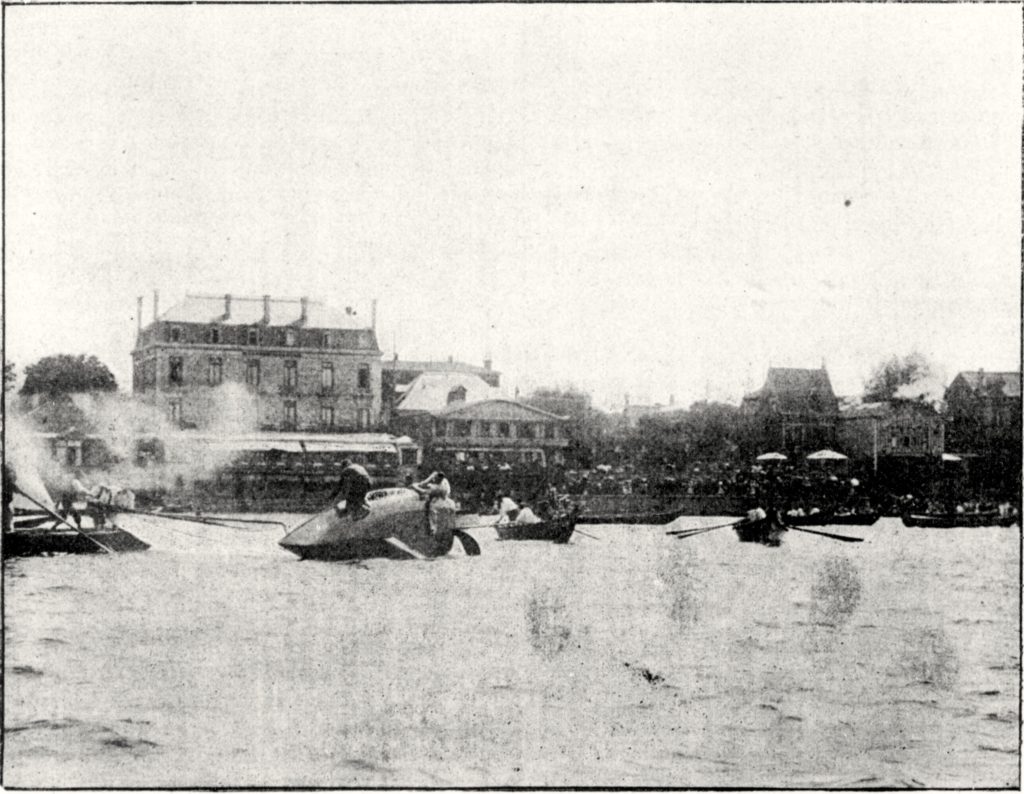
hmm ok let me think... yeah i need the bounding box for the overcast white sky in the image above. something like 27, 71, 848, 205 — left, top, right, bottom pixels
4, 4, 1021, 410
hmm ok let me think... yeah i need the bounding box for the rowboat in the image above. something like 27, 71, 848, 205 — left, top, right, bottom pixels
279, 488, 480, 561
784, 511, 880, 527
733, 512, 788, 547
901, 511, 1017, 529
495, 509, 579, 543
577, 505, 690, 526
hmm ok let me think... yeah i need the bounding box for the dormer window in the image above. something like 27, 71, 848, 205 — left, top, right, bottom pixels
169, 326, 182, 343
285, 328, 297, 347
321, 332, 331, 348
209, 327, 222, 344
447, 385, 467, 405
248, 328, 259, 346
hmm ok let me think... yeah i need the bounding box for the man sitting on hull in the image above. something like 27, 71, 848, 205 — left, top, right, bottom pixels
334, 459, 373, 520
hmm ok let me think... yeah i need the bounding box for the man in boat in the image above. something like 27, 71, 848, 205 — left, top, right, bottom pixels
333, 459, 373, 520
412, 471, 452, 503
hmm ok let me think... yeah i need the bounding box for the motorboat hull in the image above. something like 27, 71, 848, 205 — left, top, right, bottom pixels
279, 488, 458, 560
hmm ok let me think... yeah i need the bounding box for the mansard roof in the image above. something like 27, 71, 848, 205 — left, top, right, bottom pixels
743, 367, 838, 412
157, 294, 368, 330
394, 372, 501, 413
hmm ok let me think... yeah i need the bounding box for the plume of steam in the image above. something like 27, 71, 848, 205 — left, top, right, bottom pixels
8, 384, 266, 499
893, 373, 946, 409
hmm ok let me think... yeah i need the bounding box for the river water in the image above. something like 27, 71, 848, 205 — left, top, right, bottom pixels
3, 517, 1019, 788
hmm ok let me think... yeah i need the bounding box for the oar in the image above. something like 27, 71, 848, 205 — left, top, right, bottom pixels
671, 525, 727, 541
112, 507, 238, 530
786, 525, 864, 543
666, 519, 741, 536
572, 527, 601, 540
452, 529, 481, 556
13, 488, 114, 554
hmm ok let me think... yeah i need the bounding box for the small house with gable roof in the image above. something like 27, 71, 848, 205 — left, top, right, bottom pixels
740, 366, 840, 455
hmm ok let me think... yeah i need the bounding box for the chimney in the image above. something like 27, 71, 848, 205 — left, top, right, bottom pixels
223, 293, 232, 320
153, 290, 160, 321
484, 357, 492, 372
371, 299, 378, 331
136, 296, 144, 332
262, 295, 271, 324
300, 297, 309, 326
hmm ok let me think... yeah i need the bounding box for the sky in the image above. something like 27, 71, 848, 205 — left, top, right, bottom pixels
4, 3, 1021, 411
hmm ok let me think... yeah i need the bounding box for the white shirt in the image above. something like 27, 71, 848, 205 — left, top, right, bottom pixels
515, 507, 542, 525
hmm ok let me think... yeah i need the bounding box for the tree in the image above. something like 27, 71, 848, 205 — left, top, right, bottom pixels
863, 352, 935, 403
523, 386, 610, 467
4, 361, 15, 393
21, 354, 118, 397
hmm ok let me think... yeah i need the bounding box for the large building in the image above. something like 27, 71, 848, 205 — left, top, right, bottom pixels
390, 370, 569, 467
740, 366, 840, 454
944, 370, 1021, 493
381, 357, 500, 425
838, 399, 945, 469
132, 293, 383, 433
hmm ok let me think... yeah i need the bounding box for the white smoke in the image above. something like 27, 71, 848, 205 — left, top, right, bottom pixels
893, 373, 946, 409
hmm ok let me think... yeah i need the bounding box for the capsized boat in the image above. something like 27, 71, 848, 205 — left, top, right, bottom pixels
279, 488, 480, 561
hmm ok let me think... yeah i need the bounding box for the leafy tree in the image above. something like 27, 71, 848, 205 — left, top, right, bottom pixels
863, 352, 935, 403
523, 386, 610, 467
3, 361, 15, 393
21, 354, 118, 397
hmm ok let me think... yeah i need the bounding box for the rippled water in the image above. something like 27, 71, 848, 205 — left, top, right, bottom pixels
3, 517, 1019, 788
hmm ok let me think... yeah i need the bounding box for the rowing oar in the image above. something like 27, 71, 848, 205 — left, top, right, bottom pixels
194, 516, 288, 531
13, 487, 115, 554
670, 525, 730, 541
786, 525, 864, 543
572, 527, 601, 540
666, 519, 741, 536
111, 506, 238, 530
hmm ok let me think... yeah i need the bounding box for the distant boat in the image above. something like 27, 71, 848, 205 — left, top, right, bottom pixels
901, 511, 1017, 529
784, 511, 880, 527
279, 488, 480, 561
495, 509, 579, 544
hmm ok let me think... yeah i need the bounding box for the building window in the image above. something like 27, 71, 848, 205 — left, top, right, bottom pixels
285, 328, 297, 347
248, 328, 259, 346
168, 326, 182, 343
479, 421, 492, 437
321, 362, 335, 390
320, 405, 335, 428
321, 332, 331, 348
169, 356, 184, 386
246, 359, 261, 387
435, 419, 447, 437
545, 423, 557, 439
454, 420, 472, 437
497, 422, 511, 438
169, 400, 182, 425
357, 408, 371, 430
207, 357, 223, 386
209, 327, 222, 344
284, 400, 298, 429
447, 385, 467, 404
284, 360, 298, 389
357, 365, 371, 390
519, 423, 535, 439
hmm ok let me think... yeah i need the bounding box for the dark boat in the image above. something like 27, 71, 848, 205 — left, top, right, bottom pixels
3, 523, 150, 557
577, 505, 690, 526
280, 488, 478, 561
784, 511, 880, 527
901, 511, 1016, 529
733, 511, 788, 547
495, 509, 578, 543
